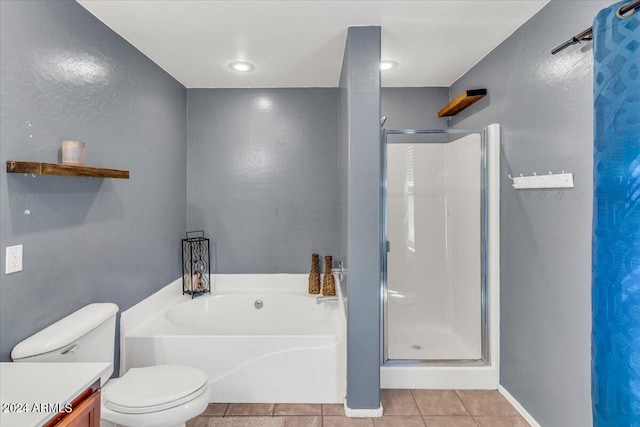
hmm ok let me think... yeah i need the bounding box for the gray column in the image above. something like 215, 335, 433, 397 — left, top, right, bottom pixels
338, 26, 382, 410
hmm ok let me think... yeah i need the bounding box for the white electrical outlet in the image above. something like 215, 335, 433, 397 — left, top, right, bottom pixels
6, 245, 23, 274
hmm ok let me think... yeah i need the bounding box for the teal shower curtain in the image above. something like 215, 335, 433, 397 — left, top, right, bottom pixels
592, 1, 640, 425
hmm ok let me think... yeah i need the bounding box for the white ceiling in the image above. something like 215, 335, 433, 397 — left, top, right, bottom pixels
77, 0, 549, 88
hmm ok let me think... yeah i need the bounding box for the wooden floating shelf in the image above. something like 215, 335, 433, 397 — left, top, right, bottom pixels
438, 89, 487, 117
6, 161, 129, 179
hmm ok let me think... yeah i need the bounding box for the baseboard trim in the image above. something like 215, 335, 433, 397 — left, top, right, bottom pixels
344, 402, 383, 418
498, 385, 541, 427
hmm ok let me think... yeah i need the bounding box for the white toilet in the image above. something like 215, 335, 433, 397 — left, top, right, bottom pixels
11, 303, 209, 427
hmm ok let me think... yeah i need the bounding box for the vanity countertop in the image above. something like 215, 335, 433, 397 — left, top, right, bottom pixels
0, 362, 111, 427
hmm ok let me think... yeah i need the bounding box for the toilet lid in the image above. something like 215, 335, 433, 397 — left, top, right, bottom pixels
104, 365, 208, 413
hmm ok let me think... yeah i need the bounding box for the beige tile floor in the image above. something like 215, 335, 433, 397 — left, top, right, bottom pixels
186, 390, 530, 427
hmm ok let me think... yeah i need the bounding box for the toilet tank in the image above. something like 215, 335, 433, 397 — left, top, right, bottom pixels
11, 303, 119, 380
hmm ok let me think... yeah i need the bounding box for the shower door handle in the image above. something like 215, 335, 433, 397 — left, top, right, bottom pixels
386, 241, 391, 252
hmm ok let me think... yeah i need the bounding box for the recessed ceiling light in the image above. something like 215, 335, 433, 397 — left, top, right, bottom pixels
380, 60, 398, 71
229, 61, 254, 72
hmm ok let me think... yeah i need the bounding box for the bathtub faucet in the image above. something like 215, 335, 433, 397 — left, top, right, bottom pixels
331, 260, 346, 280
316, 296, 339, 305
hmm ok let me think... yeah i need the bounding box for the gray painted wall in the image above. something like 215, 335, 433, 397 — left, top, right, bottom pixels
450, 1, 609, 425
186, 88, 338, 273
0, 0, 187, 367
0, 2, 602, 420
381, 87, 449, 130
339, 26, 382, 410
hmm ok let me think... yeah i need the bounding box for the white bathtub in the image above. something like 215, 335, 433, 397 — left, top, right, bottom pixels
121, 274, 346, 403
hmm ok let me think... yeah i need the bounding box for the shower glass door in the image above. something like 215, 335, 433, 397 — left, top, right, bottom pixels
383, 129, 487, 363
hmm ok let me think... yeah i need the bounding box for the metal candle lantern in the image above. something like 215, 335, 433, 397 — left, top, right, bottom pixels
182, 230, 211, 297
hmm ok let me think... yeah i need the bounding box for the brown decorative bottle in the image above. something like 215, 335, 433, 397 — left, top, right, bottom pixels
322, 255, 336, 296
308, 254, 321, 294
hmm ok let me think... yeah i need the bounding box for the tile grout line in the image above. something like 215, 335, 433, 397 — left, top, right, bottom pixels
455, 390, 533, 425
406, 390, 428, 426
408, 389, 425, 418
454, 390, 480, 426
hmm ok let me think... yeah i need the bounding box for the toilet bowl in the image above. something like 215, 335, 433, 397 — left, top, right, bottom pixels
10, 303, 210, 427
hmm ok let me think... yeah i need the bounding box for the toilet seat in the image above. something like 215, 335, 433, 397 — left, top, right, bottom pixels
104, 365, 208, 414
101, 380, 210, 427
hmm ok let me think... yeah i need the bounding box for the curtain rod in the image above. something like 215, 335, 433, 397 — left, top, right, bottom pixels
551, 0, 640, 55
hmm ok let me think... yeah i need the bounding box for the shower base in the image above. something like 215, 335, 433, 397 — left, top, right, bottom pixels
387, 323, 480, 361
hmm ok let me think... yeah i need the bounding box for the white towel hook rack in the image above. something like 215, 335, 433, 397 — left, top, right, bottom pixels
508, 171, 574, 189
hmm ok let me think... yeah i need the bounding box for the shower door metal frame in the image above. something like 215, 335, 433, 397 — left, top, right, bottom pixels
381, 128, 490, 367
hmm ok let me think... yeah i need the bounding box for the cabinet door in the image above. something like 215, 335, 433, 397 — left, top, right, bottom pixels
56, 390, 100, 427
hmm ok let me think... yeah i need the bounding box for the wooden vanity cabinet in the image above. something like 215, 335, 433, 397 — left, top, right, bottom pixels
45, 380, 101, 427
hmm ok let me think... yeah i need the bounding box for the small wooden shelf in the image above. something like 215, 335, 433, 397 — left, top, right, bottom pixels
6, 161, 129, 179
438, 89, 487, 117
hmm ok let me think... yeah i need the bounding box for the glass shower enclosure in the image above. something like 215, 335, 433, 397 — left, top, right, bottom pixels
382, 128, 489, 365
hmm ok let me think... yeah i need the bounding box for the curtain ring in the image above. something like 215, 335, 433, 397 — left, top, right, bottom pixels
617, 1, 639, 19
